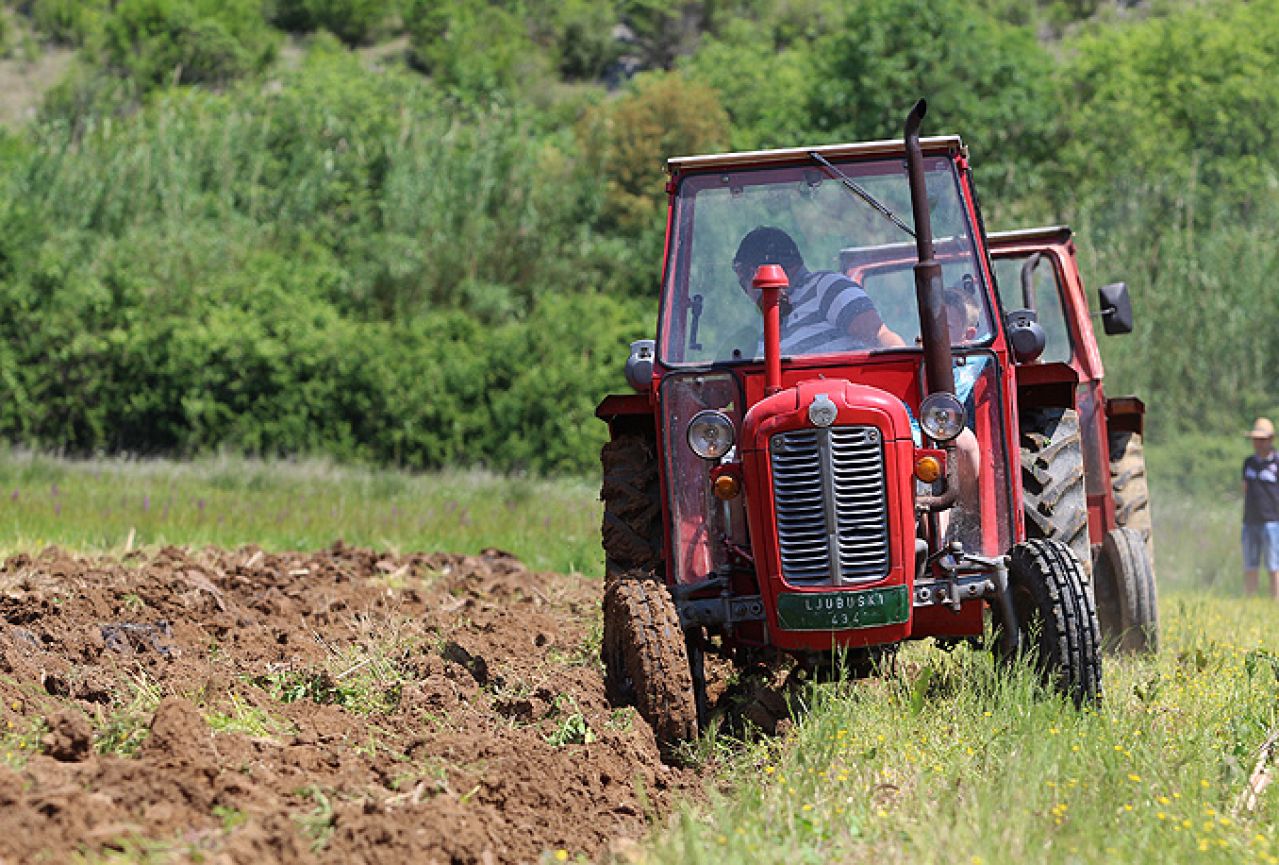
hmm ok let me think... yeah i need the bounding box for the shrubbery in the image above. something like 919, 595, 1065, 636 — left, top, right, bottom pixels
0, 44, 652, 472
29, 0, 108, 46
269, 0, 388, 46
98, 0, 278, 88
0, 0, 1277, 475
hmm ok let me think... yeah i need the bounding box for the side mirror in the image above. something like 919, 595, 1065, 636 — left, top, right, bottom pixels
625, 339, 655, 392
1098, 282, 1133, 335
1006, 309, 1046, 364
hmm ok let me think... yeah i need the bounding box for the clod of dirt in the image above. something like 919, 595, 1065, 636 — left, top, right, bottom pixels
141, 697, 214, 764
99, 621, 175, 657
41, 711, 92, 762
441, 640, 490, 686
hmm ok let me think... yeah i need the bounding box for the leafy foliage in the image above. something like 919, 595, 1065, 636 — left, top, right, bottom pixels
1056, 0, 1279, 213
0, 0, 1276, 474
98, 0, 279, 89
269, 0, 388, 45
807, 0, 1057, 203
578, 71, 729, 233
29, 0, 110, 46
403, 0, 553, 100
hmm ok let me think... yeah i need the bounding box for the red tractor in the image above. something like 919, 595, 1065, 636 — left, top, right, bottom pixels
598, 102, 1104, 752
987, 226, 1157, 653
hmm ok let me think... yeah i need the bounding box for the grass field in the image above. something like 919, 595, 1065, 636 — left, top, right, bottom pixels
0, 449, 1274, 864
650, 597, 1279, 864
0, 448, 602, 574
641, 471, 1279, 865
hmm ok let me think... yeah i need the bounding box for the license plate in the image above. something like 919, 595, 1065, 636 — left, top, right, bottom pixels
776, 585, 909, 631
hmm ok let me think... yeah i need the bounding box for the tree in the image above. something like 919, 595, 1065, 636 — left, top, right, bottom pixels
578, 71, 730, 234
1058, 0, 1279, 215
807, 0, 1057, 205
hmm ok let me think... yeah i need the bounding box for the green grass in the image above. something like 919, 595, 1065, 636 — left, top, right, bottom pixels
204, 693, 295, 739
646, 596, 1279, 864
3, 449, 1273, 864
0, 448, 603, 575
94, 673, 162, 757
637, 483, 1279, 864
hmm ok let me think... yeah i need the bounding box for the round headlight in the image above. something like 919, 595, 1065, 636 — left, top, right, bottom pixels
919, 392, 966, 442
687, 410, 735, 460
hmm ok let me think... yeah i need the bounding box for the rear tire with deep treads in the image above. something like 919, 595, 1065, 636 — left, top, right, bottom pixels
995, 538, 1103, 706
602, 573, 697, 758
1109, 430, 1156, 574
1093, 526, 1159, 653
1021, 408, 1091, 578
600, 432, 663, 582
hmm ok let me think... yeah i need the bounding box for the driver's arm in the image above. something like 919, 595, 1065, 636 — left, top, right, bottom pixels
848, 308, 906, 348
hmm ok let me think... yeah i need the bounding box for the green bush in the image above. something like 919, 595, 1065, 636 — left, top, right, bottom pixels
29, 0, 109, 46
807, 0, 1057, 206
0, 45, 652, 473
269, 0, 388, 46
99, 0, 278, 89
577, 71, 729, 234
549, 0, 620, 80
680, 19, 814, 151
403, 0, 553, 100
1056, 0, 1279, 215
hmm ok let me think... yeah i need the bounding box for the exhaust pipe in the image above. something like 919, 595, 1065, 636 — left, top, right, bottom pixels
904, 100, 955, 397
753, 264, 788, 396
1020, 252, 1042, 311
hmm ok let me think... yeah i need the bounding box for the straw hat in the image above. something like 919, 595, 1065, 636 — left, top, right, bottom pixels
1248, 417, 1275, 439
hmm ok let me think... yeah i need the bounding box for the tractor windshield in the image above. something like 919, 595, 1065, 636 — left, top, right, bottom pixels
659, 156, 993, 366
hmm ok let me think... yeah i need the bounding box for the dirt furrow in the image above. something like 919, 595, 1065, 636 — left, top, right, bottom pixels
0, 544, 702, 864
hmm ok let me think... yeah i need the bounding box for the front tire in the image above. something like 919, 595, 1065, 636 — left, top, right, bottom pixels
1094, 527, 1159, 653
602, 574, 698, 757
997, 538, 1103, 706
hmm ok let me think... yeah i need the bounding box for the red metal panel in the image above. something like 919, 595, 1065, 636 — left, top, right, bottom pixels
595, 393, 652, 421
911, 600, 984, 638
739, 380, 917, 652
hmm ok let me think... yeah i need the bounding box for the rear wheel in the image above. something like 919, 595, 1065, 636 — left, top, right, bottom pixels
1109, 430, 1156, 573
602, 573, 698, 757
996, 538, 1102, 706
600, 432, 663, 582
1094, 527, 1159, 653
1021, 408, 1091, 577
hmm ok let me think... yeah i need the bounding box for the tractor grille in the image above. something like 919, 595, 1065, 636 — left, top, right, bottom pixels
770, 426, 890, 585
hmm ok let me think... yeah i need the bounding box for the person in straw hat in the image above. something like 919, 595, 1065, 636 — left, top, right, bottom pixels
1242, 417, 1279, 599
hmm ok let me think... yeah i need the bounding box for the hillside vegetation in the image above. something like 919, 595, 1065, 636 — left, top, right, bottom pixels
0, 0, 1274, 478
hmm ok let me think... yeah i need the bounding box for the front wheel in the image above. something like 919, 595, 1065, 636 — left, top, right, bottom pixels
602, 574, 698, 758
996, 538, 1103, 706
1094, 527, 1159, 653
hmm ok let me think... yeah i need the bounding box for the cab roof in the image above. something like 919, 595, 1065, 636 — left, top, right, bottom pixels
988, 225, 1073, 246
666, 135, 966, 174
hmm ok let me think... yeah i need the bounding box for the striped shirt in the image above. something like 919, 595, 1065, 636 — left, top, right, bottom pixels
780, 268, 876, 355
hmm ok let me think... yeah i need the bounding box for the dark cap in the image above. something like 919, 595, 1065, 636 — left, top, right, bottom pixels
733, 226, 803, 272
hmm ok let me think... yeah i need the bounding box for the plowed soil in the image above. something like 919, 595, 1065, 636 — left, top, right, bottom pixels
0, 544, 709, 864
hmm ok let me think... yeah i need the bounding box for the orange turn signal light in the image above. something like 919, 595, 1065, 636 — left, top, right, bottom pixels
713, 474, 741, 500
914, 455, 943, 484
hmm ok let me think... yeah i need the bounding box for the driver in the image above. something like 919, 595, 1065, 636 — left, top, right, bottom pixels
733, 226, 905, 353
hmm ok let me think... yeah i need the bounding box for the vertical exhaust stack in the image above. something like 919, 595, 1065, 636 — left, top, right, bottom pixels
1020, 252, 1043, 311
904, 100, 955, 397
753, 264, 788, 396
